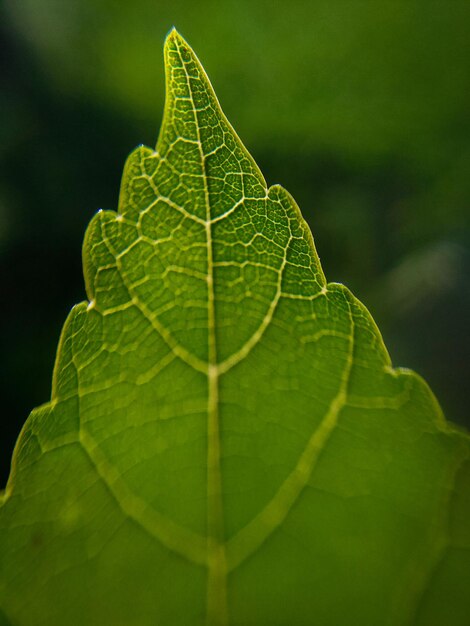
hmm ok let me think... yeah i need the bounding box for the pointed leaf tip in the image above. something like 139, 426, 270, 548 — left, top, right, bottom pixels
165, 26, 177, 42
165, 27, 189, 51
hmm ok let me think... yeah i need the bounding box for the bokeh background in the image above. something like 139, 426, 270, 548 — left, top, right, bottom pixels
1, 0, 469, 486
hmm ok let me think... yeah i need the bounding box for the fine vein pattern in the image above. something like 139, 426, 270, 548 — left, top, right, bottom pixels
1, 29, 469, 626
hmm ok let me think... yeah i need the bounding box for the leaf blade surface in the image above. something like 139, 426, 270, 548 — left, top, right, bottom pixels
1, 29, 469, 626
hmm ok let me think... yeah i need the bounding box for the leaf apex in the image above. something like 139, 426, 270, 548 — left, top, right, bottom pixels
164, 27, 188, 51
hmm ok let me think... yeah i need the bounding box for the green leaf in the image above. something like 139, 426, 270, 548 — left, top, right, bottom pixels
1, 29, 469, 626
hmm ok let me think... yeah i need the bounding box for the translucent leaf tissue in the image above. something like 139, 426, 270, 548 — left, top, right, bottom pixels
1, 30, 469, 626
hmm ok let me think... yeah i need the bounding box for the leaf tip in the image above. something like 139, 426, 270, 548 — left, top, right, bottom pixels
164, 27, 188, 51
165, 26, 177, 41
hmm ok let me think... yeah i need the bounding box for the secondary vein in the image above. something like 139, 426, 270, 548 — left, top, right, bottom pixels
225, 288, 355, 572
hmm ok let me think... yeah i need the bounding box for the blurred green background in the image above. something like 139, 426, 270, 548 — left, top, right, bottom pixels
1, 0, 469, 486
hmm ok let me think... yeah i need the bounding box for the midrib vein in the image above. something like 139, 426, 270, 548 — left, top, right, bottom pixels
175, 43, 228, 626
205, 184, 227, 626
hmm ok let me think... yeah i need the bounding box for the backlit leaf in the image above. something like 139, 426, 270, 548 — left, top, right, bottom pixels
1, 30, 469, 626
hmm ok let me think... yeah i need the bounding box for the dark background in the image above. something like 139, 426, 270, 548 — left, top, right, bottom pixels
1, 0, 469, 487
